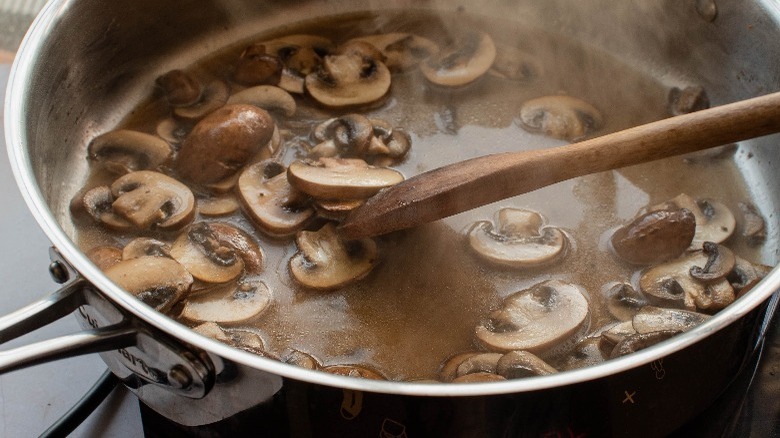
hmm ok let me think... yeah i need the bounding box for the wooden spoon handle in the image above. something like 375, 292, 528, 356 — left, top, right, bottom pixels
340, 91, 780, 239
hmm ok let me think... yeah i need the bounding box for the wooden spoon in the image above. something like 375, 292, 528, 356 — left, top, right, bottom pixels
339, 91, 780, 239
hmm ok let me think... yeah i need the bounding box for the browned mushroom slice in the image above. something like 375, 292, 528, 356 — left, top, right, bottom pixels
156, 118, 190, 146
104, 256, 192, 312
604, 282, 648, 321
305, 41, 392, 108
234, 43, 283, 86
632, 306, 711, 334
468, 208, 568, 268
654, 194, 735, 248
559, 337, 610, 371
476, 280, 590, 356
191, 322, 272, 356
122, 237, 171, 260
609, 330, 681, 359
310, 115, 374, 158
175, 104, 276, 185
322, 364, 386, 380
689, 241, 736, 282
261, 34, 333, 75
349, 33, 438, 71
226, 85, 296, 117
729, 256, 773, 296
519, 95, 603, 141
156, 69, 203, 107
421, 31, 496, 87
198, 195, 240, 217
208, 222, 264, 274
87, 130, 172, 175
610, 208, 696, 265
639, 247, 735, 312
451, 372, 506, 383
289, 223, 377, 290
284, 349, 322, 370
738, 202, 766, 245
181, 279, 272, 324
367, 118, 412, 162
70, 186, 132, 230
238, 160, 314, 238
600, 321, 636, 345
111, 171, 195, 231
439, 352, 481, 382
86, 246, 123, 271
496, 351, 557, 379
173, 80, 230, 121
170, 222, 245, 283
287, 158, 404, 200
489, 44, 539, 82
313, 198, 364, 221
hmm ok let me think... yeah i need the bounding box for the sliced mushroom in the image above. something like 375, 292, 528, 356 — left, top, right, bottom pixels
208, 222, 264, 274
287, 158, 404, 200
156, 118, 190, 146
496, 351, 557, 379
728, 256, 773, 295
367, 118, 412, 162
111, 171, 196, 231
175, 104, 276, 185
260, 34, 333, 75
639, 248, 735, 312
604, 282, 648, 321
156, 69, 202, 107
191, 322, 272, 356
86, 246, 123, 271
689, 241, 736, 282
173, 80, 230, 120
311, 114, 374, 158
313, 199, 364, 221
233, 43, 283, 86
632, 306, 711, 334
518, 95, 603, 141
198, 195, 240, 217
668, 85, 710, 116
489, 44, 539, 82
454, 353, 503, 377
122, 237, 171, 260
421, 32, 496, 87
559, 337, 609, 371
170, 222, 245, 283
468, 208, 568, 268
284, 350, 321, 370
181, 279, 272, 324
439, 352, 480, 382
289, 223, 377, 290
738, 202, 766, 245
87, 130, 172, 174
70, 186, 132, 230
305, 41, 392, 108
226, 85, 296, 117
610, 208, 696, 265
654, 194, 735, 248
609, 330, 680, 359
349, 33, 438, 71
322, 364, 386, 380
237, 160, 314, 238
600, 321, 637, 345
104, 256, 192, 312
475, 280, 590, 356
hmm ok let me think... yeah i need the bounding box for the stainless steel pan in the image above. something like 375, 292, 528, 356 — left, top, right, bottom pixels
3, 0, 780, 434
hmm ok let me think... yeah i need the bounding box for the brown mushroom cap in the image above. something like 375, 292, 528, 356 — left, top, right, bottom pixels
87, 130, 172, 175
287, 158, 404, 200
110, 170, 195, 231
610, 208, 696, 265
305, 42, 392, 108
260, 34, 333, 75
104, 256, 193, 312
289, 223, 377, 290
468, 208, 568, 268
233, 44, 283, 86
170, 222, 246, 284
175, 104, 276, 185
476, 280, 590, 356
421, 31, 496, 87
654, 194, 735, 248
518, 95, 603, 141
237, 161, 314, 238
208, 222, 264, 275
181, 279, 272, 324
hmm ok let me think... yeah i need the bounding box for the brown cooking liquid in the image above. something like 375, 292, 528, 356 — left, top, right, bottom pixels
75, 11, 764, 380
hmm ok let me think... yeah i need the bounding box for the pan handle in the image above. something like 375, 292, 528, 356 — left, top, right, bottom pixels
0, 276, 137, 373
0, 249, 215, 398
